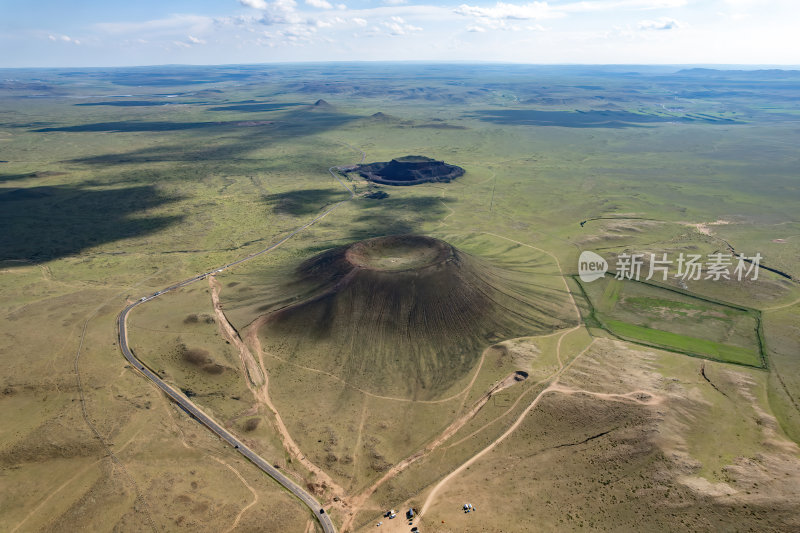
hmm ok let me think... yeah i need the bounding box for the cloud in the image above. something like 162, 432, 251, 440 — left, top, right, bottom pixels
240, 0, 269, 8
253, 0, 304, 25
237, 0, 306, 25
173, 35, 207, 48
454, 0, 688, 32
48, 34, 81, 44
95, 14, 213, 35
563, 0, 687, 10
638, 17, 682, 30
230, 0, 365, 45
454, 2, 558, 20
454, 0, 687, 22
271, 23, 320, 42
716, 0, 793, 22
306, 0, 334, 8
11, 0, 800, 65
381, 16, 422, 35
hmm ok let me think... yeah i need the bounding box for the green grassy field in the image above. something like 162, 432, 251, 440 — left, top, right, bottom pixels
602, 318, 761, 366
598, 277, 623, 312
576, 274, 764, 366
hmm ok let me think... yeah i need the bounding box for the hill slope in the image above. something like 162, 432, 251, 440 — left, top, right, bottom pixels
254, 235, 574, 398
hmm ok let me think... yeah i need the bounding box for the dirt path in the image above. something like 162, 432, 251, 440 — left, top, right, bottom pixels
443, 328, 584, 451
244, 316, 488, 405
415, 382, 659, 528
210, 277, 346, 502
350, 400, 368, 491
9, 427, 146, 533
338, 368, 531, 531
481, 232, 581, 323
340, 326, 588, 531
415, 339, 606, 528
70, 273, 163, 533
439, 198, 455, 225
475, 167, 497, 186
39, 264, 53, 281
164, 395, 260, 531
554, 325, 581, 368
209, 276, 264, 387
452, 341, 493, 416
547, 383, 664, 406
761, 294, 800, 311
426, 164, 494, 229
211, 457, 260, 533
415, 385, 558, 527
9, 460, 95, 533
432, 182, 456, 230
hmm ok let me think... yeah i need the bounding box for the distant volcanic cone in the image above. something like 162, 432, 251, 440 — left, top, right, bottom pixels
254, 235, 573, 398
347, 155, 464, 186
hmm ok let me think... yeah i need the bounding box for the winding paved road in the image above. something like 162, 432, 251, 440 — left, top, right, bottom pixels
117, 163, 358, 533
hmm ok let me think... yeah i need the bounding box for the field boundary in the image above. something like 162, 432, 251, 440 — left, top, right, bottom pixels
573, 274, 767, 369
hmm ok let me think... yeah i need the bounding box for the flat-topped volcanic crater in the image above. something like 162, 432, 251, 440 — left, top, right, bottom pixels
249, 235, 574, 398
347, 155, 464, 186
345, 234, 452, 271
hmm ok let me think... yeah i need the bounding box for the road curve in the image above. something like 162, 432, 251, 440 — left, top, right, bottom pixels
117, 164, 357, 533
118, 311, 335, 532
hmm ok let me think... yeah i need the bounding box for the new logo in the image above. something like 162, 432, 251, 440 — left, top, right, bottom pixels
578, 251, 608, 282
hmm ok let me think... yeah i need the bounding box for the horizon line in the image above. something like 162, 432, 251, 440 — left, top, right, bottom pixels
2, 61, 800, 71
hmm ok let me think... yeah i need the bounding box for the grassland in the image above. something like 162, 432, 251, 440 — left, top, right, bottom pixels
1, 64, 798, 531
576, 275, 764, 367
603, 319, 760, 366
416, 339, 800, 533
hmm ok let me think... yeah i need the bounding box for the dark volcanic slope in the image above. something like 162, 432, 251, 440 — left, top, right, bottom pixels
349, 155, 464, 186
256, 235, 573, 398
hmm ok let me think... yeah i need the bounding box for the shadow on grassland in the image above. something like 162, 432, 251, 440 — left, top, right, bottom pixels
467, 109, 740, 128
74, 101, 183, 107
38, 102, 361, 134
0, 184, 182, 262
34, 121, 241, 132
345, 195, 451, 241
99, 67, 267, 87
265, 188, 352, 216
207, 102, 305, 112
0, 171, 62, 184
71, 99, 284, 108
62, 107, 363, 166
69, 138, 272, 166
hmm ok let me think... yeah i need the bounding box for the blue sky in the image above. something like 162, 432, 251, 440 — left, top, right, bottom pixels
1, 0, 797, 67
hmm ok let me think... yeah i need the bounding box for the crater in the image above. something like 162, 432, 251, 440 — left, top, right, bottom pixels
345, 235, 452, 271
346, 155, 464, 186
